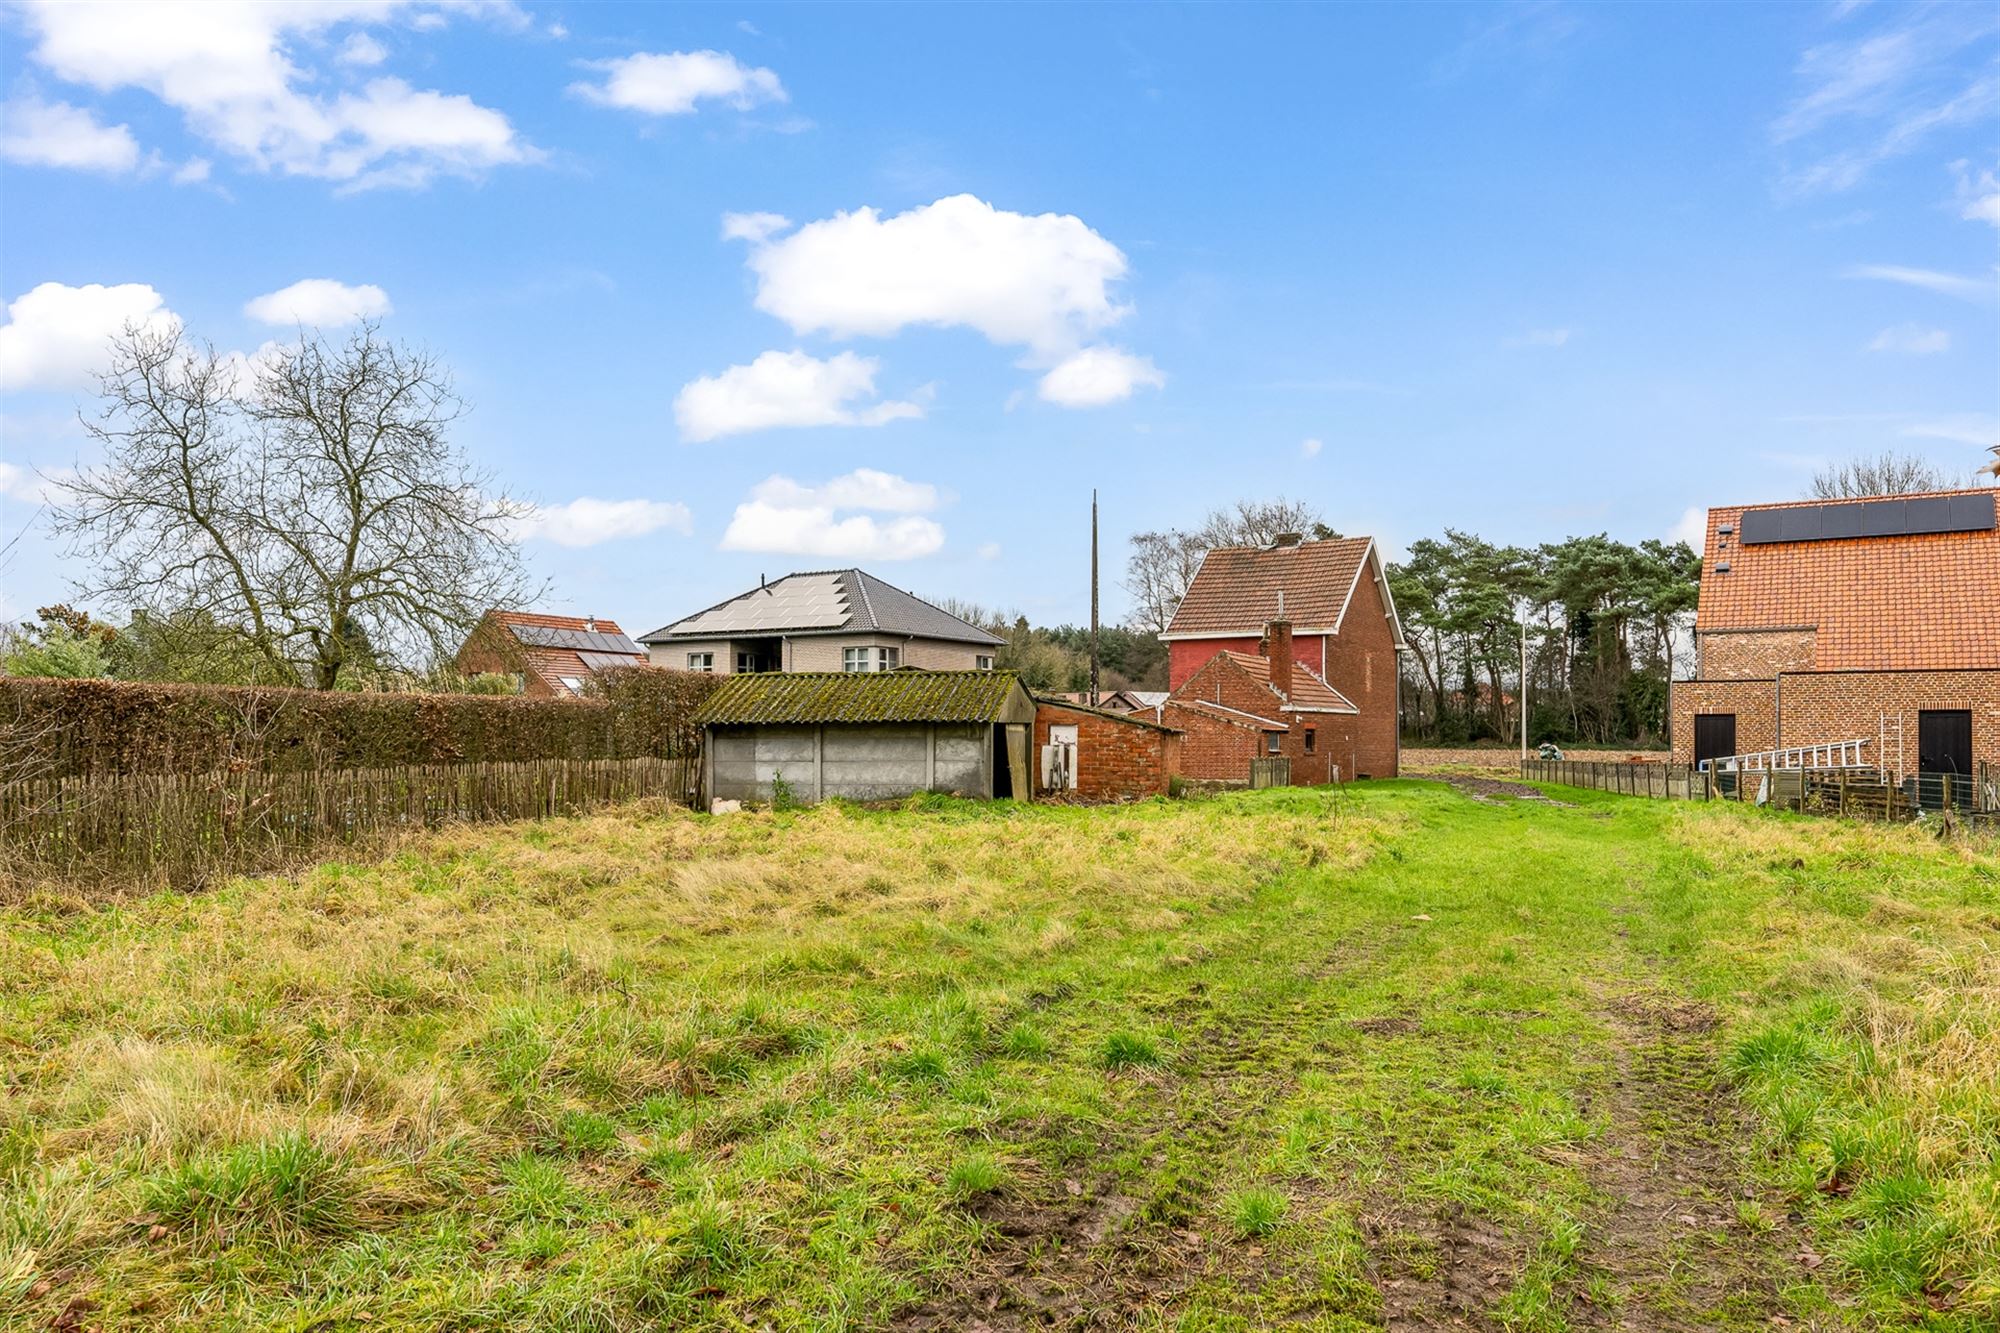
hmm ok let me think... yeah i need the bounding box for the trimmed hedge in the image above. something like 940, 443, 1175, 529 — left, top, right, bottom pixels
1, 670, 720, 779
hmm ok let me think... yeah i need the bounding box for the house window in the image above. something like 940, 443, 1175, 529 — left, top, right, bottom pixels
735, 651, 756, 674
976, 654, 994, 670
686, 652, 714, 672
1266, 732, 1282, 754
843, 646, 869, 672
1304, 728, 1316, 753
878, 646, 900, 671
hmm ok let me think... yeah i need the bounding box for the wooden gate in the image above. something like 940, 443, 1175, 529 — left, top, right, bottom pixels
1249, 757, 1291, 789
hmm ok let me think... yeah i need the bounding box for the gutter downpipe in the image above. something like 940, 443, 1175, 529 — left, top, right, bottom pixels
1773, 671, 1782, 755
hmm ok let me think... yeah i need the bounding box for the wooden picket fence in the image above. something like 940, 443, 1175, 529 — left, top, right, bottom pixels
0, 756, 700, 887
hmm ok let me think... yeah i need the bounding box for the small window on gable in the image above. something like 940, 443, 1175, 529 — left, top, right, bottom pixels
1266, 732, 1282, 754
1304, 728, 1316, 753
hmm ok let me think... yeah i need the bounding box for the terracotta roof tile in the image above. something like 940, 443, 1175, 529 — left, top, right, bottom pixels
1695, 488, 2000, 671
1165, 538, 1373, 635
1215, 650, 1359, 714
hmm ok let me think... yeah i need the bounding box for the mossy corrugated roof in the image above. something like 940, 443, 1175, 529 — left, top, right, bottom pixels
695, 670, 1026, 726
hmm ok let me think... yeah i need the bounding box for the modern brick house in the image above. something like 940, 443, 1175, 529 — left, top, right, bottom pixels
640, 569, 1003, 675
1152, 621, 1363, 784
454, 611, 647, 697
1032, 698, 1182, 801
1160, 534, 1405, 778
1668, 488, 1999, 784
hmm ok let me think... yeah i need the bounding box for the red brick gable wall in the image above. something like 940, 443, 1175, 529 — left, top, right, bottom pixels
1033, 702, 1180, 801
1318, 570, 1399, 778
1159, 702, 1265, 783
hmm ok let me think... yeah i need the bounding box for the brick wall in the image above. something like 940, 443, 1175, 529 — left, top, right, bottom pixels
1779, 671, 2000, 774
1168, 634, 1326, 690
1159, 702, 1264, 782
1319, 570, 1400, 777
1669, 670, 1999, 773
1668, 679, 1778, 764
1696, 629, 1817, 680
1034, 702, 1180, 801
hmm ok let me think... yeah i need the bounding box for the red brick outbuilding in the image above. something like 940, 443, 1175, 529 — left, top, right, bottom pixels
1032, 698, 1182, 802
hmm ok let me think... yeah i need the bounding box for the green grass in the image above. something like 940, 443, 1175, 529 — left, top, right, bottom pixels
2, 782, 1995, 1330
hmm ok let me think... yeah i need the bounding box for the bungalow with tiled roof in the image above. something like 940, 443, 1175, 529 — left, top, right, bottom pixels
1669, 487, 1999, 792
1160, 532, 1405, 779
454, 610, 647, 697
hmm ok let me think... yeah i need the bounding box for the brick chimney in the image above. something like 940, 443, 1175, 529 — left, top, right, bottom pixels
1263, 617, 1294, 699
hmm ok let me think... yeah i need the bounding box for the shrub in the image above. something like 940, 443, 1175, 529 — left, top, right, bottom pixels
0, 668, 718, 778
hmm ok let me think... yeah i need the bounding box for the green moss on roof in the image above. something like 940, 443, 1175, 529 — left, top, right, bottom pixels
694, 671, 1027, 726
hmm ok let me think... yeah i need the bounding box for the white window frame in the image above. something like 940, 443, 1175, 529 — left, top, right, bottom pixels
558, 676, 585, 694
842, 646, 870, 672
975, 654, 994, 670
686, 652, 714, 673
735, 651, 755, 674
877, 646, 900, 671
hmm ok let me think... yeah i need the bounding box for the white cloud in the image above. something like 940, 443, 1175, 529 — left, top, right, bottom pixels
0, 459, 73, 505
337, 32, 387, 66
1954, 161, 2000, 228
674, 349, 927, 443
243, 278, 392, 326
1035, 346, 1165, 407
13, 2, 538, 190
737, 193, 1133, 356
720, 468, 946, 561
172, 157, 212, 185
976, 541, 1002, 561
1867, 322, 1950, 354
512, 497, 693, 547
569, 50, 785, 115
1669, 505, 1707, 550
0, 281, 179, 392
1300, 437, 1324, 459
1772, 13, 2000, 195
0, 92, 141, 173
1844, 264, 1994, 302
721, 210, 791, 244
1900, 414, 1998, 448
1503, 327, 1572, 348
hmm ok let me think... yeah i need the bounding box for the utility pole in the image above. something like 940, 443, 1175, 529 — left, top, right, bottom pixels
1089, 489, 1100, 708
1519, 618, 1529, 764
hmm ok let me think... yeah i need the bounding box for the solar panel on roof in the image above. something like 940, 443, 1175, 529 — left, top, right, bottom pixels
1739, 494, 1995, 545
510, 625, 642, 654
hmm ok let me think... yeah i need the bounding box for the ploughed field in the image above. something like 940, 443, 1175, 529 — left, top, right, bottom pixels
3, 781, 1996, 1331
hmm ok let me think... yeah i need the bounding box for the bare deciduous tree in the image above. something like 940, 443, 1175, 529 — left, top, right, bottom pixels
1807, 452, 1962, 500
54, 321, 538, 689
1122, 497, 1336, 634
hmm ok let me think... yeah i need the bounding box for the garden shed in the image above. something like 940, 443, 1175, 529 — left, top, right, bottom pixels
695, 670, 1037, 805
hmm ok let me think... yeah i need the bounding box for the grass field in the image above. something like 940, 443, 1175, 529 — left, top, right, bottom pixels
3, 780, 1996, 1331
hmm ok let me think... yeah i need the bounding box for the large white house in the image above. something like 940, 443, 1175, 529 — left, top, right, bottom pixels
638, 569, 1004, 675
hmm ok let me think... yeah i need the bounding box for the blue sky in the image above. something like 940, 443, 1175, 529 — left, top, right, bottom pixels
1, 1, 1994, 636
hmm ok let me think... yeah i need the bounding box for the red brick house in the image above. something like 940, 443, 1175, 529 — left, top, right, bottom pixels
1032, 698, 1181, 801
454, 610, 648, 697
1160, 533, 1405, 778
1668, 488, 1999, 785
1152, 620, 1362, 784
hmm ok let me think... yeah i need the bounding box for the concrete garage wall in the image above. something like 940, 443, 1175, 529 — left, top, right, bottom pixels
708, 723, 991, 802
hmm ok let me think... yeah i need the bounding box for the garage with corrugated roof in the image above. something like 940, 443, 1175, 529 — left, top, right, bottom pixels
694, 670, 1038, 805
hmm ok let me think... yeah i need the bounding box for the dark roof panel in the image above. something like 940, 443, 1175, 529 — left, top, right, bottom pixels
1740, 493, 1996, 546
